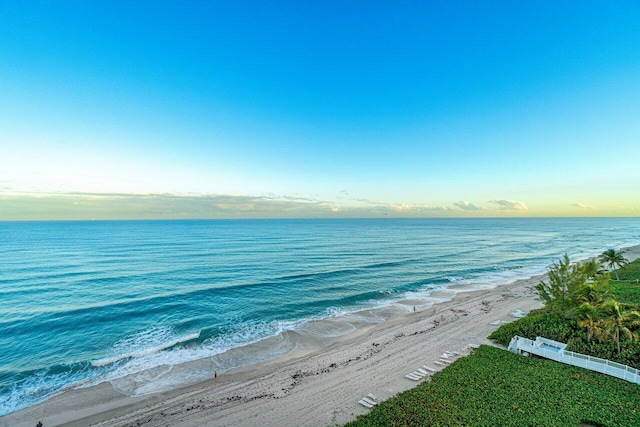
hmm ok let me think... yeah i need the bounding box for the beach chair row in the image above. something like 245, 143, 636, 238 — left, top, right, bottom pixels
405, 350, 463, 381
405, 365, 435, 381
360, 347, 479, 410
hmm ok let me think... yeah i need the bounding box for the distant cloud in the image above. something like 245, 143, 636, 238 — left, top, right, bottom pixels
390, 204, 444, 212
572, 202, 595, 210
354, 198, 383, 206
454, 201, 484, 211
489, 199, 528, 211
280, 195, 326, 204
0, 191, 341, 220
20, 189, 631, 220
0, 191, 459, 220
350, 197, 447, 213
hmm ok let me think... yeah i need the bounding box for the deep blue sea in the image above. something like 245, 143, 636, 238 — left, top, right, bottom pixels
1, 218, 639, 415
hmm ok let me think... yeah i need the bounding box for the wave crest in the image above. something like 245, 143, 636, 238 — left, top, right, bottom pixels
92, 327, 200, 367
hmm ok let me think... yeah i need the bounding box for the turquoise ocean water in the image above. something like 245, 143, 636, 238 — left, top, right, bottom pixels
1, 218, 639, 415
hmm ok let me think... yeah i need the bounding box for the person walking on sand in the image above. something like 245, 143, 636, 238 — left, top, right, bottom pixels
214, 370, 217, 382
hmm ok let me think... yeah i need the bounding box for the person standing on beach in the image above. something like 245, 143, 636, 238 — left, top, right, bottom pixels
214, 370, 217, 382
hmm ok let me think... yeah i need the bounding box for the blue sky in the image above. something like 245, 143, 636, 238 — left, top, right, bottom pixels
1, 1, 639, 219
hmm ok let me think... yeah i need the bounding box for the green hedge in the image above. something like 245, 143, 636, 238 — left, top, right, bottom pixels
345, 346, 640, 427
488, 309, 578, 346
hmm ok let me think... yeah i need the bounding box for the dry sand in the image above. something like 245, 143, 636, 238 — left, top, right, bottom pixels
4, 245, 639, 427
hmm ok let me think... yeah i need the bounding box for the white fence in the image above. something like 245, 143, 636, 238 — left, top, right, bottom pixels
508, 336, 640, 385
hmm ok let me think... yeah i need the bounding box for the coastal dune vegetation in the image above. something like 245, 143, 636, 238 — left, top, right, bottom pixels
347, 252, 640, 426
492, 250, 640, 365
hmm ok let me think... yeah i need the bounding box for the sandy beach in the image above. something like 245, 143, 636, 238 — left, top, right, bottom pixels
5, 245, 640, 427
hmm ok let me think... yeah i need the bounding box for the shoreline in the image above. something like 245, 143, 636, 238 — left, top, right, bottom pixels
4, 244, 640, 427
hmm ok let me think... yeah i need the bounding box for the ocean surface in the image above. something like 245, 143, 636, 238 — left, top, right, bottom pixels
1, 218, 639, 416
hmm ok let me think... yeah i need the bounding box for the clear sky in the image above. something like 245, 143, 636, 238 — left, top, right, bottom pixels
1, 1, 639, 219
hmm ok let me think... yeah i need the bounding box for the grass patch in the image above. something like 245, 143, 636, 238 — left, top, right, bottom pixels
606, 259, 640, 306
346, 346, 640, 427
612, 258, 640, 283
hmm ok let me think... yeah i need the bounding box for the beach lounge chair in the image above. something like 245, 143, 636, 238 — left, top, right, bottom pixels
422, 365, 436, 372
361, 397, 377, 406
359, 399, 374, 408
405, 373, 421, 381
439, 359, 452, 364
367, 393, 377, 401
417, 368, 429, 375
489, 320, 501, 325
434, 360, 444, 366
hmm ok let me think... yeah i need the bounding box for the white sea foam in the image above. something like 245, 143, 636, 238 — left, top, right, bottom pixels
324, 305, 370, 321
0, 364, 92, 416
95, 319, 307, 391
99, 314, 360, 397
92, 327, 201, 367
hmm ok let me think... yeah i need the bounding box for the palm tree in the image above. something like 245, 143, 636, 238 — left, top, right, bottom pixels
580, 259, 606, 281
599, 300, 640, 352
573, 302, 603, 343
574, 281, 610, 306
599, 249, 628, 281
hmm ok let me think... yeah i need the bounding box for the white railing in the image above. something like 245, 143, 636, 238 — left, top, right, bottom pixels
509, 336, 640, 385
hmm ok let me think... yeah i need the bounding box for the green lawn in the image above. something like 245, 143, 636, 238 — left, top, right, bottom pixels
606, 259, 640, 306
345, 346, 640, 427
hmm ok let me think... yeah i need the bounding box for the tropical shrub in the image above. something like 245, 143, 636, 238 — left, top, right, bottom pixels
492, 257, 640, 364
535, 254, 587, 313
488, 309, 577, 346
